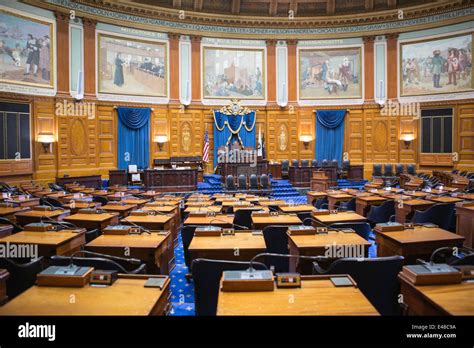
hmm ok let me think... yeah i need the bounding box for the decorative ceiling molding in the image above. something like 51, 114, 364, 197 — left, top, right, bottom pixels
25, 0, 474, 39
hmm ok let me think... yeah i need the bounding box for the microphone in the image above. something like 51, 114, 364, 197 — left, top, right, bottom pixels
41, 199, 64, 211
144, 208, 173, 217
69, 250, 142, 274
40, 215, 81, 231
248, 252, 330, 272
121, 217, 151, 234
208, 217, 249, 230
302, 217, 330, 228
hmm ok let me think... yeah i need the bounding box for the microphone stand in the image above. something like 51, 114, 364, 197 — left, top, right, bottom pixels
247, 252, 330, 272
121, 217, 151, 234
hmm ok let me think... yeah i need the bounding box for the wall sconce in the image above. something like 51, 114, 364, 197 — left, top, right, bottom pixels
299, 135, 312, 150
400, 132, 415, 149
37, 133, 54, 153
154, 135, 168, 151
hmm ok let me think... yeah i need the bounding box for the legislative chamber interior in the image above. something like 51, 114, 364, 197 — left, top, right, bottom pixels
0, 0, 473, 321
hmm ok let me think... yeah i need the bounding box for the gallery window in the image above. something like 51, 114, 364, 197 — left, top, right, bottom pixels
0, 102, 31, 160
420, 108, 453, 154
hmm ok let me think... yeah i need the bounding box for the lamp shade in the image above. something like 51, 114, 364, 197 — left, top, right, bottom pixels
400, 132, 415, 142
154, 135, 168, 143
299, 135, 312, 143
37, 134, 54, 143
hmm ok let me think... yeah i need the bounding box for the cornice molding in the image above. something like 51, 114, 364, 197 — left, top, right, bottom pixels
23, 0, 474, 39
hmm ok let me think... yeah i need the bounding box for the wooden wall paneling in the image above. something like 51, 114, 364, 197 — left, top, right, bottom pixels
298, 109, 314, 160
169, 109, 204, 157
363, 108, 398, 178
455, 104, 474, 170
96, 105, 116, 175
33, 99, 56, 183
150, 108, 170, 161
266, 110, 298, 161
343, 109, 364, 165
398, 116, 417, 163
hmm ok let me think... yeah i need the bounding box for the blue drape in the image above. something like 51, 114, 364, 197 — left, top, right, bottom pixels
315, 110, 346, 164
213, 110, 256, 168
117, 107, 151, 171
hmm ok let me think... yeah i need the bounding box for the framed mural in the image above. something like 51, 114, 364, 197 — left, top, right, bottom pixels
98, 33, 167, 97
299, 47, 362, 99
400, 33, 473, 96
203, 47, 265, 99
0, 8, 54, 89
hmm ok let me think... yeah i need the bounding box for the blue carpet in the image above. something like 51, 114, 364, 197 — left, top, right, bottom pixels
169, 232, 195, 316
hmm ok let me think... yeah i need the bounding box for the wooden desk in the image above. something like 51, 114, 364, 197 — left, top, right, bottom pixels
64, 213, 119, 231
455, 204, 474, 248
311, 211, 366, 225
403, 191, 430, 198
4, 197, 40, 208
90, 190, 110, 197
399, 273, 474, 315
0, 206, 30, 221
85, 232, 174, 274
289, 166, 313, 187
122, 198, 149, 208
288, 232, 370, 274
268, 162, 282, 179
327, 193, 353, 210
101, 203, 138, 217
426, 196, 464, 204
184, 215, 234, 227
375, 226, 465, 264
0, 269, 8, 305
307, 191, 327, 205
121, 214, 173, 232
30, 190, 54, 198
188, 233, 266, 262
106, 193, 133, 201
395, 199, 435, 223
251, 214, 302, 230
310, 171, 330, 192
279, 205, 315, 213
61, 202, 100, 214
14, 209, 70, 225
184, 206, 222, 213
258, 200, 287, 207
0, 224, 13, 238
0, 230, 86, 257
0, 275, 170, 315
355, 196, 387, 216
144, 168, 198, 192
456, 193, 474, 201
185, 201, 214, 207
56, 175, 102, 189
217, 276, 379, 316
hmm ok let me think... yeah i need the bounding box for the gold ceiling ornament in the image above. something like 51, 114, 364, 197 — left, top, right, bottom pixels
219, 99, 252, 116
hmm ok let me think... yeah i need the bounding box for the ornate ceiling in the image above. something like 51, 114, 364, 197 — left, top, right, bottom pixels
26, 0, 473, 38
132, 0, 445, 16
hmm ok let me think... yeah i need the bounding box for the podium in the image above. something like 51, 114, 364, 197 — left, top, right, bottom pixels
310, 171, 330, 191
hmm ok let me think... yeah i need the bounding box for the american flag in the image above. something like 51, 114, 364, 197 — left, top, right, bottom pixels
203, 129, 210, 163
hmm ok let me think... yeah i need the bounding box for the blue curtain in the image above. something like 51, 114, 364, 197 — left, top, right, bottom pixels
213, 110, 256, 168
315, 110, 346, 164
117, 107, 151, 170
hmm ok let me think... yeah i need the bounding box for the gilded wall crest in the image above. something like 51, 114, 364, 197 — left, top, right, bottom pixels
278, 124, 288, 152
181, 122, 192, 152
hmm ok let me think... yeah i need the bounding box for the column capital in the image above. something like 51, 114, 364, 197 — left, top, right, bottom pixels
363, 36, 376, 44
83, 18, 97, 28
265, 39, 278, 46
168, 32, 181, 41
386, 33, 399, 41
286, 39, 298, 46
190, 35, 202, 43
54, 10, 69, 22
